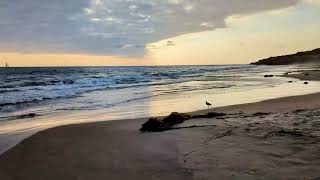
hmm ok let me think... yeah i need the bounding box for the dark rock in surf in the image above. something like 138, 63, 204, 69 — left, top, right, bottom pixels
264, 75, 274, 78
17, 113, 37, 119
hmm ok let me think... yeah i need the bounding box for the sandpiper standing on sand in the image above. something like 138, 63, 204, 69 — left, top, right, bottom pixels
206, 101, 212, 110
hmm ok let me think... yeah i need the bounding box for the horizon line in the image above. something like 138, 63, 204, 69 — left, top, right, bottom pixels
0, 64, 249, 68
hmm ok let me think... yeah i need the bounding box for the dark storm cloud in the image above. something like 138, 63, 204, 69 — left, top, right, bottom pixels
0, 0, 300, 56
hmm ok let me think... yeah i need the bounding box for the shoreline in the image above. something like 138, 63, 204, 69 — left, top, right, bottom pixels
1, 68, 320, 179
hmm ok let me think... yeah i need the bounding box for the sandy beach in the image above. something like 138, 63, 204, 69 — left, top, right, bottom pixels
1, 69, 320, 180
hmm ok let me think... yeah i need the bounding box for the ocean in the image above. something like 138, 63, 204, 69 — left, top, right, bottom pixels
1, 65, 320, 153
0, 65, 319, 120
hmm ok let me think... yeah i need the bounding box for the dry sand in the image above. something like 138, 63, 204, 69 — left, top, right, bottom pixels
1, 69, 320, 180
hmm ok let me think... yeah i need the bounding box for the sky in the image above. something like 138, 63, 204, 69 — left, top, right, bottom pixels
0, 0, 320, 66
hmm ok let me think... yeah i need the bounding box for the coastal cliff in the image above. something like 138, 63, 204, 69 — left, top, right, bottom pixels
251, 48, 320, 65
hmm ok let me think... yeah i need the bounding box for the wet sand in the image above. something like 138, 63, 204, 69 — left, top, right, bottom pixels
1, 69, 320, 180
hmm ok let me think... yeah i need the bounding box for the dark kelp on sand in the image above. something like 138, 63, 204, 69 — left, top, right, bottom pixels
140, 112, 226, 132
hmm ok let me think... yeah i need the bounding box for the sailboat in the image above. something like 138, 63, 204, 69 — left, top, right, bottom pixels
5, 62, 9, 68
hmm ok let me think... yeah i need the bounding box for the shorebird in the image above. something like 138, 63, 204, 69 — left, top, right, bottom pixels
206, 101, 212, 110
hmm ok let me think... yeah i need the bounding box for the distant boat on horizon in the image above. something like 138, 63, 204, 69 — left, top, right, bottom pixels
5, 61, 9, 68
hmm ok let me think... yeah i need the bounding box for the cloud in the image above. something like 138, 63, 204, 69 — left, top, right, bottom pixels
167, 41, 175, 46
304, 0, 320, 5
0, 0, 300, 57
